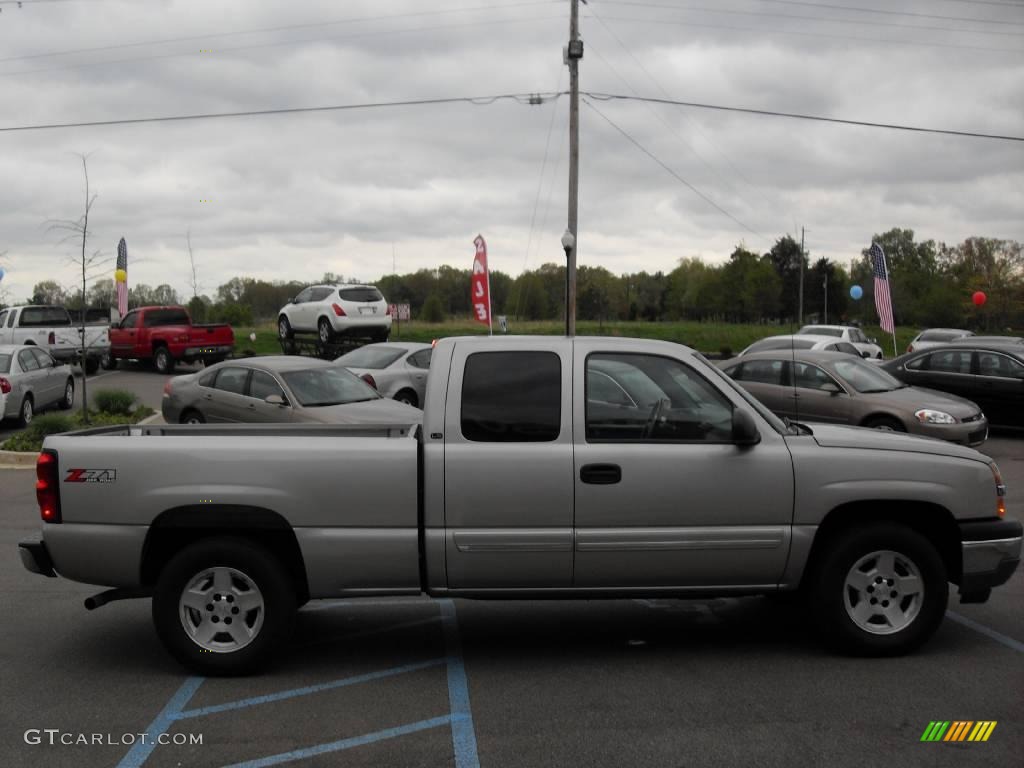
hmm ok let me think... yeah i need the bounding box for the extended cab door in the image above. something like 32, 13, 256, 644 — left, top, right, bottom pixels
573, 341, 794, 588
110, 310, 139, 356
443, 339, 573, 589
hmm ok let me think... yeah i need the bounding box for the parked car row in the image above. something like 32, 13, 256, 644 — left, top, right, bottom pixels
0, 305, 109, 373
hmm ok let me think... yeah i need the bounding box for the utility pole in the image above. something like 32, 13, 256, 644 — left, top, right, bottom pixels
798, 226, 805, 325
823, 272, 828, 324
565, 0, 583, 337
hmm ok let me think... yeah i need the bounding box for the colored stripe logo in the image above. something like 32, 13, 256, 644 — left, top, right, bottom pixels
921, 721, 997, 742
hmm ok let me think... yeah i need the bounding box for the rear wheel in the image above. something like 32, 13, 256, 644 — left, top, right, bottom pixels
394, 389, 418, 407
84, 357, 100, 375
318, 317, 334, 344
864, 416, 906, 433
100, 351, 117, 370
152, 537, 296, 675
154, 346, 175, 374
808, 522, 946, 656
59, 379, 74, 410
18, 396, 34, 427
180, 409, 206, 425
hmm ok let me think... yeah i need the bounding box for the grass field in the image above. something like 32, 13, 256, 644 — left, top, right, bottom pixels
236, 320, 917, 358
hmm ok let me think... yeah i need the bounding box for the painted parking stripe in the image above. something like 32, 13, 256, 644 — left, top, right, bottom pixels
946, 611, 1024, 653
175, 659, 446, 719
221, 715, 454, 768
116, 676, 205, 768
440, 599, 480, 768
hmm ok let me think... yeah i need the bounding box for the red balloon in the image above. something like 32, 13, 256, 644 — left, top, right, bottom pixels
972, 291, 987, 307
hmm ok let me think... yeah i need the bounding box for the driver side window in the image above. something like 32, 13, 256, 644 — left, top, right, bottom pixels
585, 353, 733, 443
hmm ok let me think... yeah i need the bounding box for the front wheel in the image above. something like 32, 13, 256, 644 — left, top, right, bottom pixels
84, 357, 100, 375
154, 346, 175, 374
278, 315, 293, 340
59, 379, 74, 410
864, 416, 906, 433
152, 538, 296, 675
100, 351, 118, 370
808, 522, 947, 656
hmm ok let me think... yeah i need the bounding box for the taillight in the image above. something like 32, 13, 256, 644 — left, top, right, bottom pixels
36, 450, 61, 524
48, 331, 56, 344
0, 377, 10, 394
906, 345, 913, 353
992, 463, 1006, 518
361, 373, 377, 389
386, 304, 393, 316
332, 303, 347, 317
162, 380, 172, 396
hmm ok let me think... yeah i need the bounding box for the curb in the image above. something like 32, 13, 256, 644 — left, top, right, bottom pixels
0, 412, 163, 469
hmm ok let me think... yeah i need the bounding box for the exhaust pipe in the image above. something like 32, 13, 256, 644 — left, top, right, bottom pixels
84, 587, 151, 610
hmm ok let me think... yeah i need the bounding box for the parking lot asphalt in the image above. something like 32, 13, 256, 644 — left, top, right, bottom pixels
1, 435, 1022, 767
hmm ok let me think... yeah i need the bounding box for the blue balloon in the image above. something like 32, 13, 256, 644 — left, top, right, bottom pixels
850, 284, 863, 300
0, 267, 5, 281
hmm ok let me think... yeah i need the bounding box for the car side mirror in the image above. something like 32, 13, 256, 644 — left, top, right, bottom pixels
265, 394, 286, 406
732, 409, 761, 446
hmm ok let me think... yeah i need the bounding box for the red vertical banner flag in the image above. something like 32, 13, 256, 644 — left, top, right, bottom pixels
471, 234, 492, 332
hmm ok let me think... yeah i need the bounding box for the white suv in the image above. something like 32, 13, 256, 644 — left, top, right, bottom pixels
798, 325, 883, 360
278, 284, 391, 343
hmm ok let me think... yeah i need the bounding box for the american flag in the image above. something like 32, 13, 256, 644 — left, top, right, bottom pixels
870, 242, 894, 334
116, 237, 128, 317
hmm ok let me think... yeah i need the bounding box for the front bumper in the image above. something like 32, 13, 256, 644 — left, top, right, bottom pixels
959, 518, 1021, 594
913, 418, 988, 447
19, 537, 56, 577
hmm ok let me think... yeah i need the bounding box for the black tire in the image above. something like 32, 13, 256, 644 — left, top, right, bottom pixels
84, 357, 100, 375
864, 416, 906, 433
278, 315, 293, 340
154, 346, 175, 374
808, 522, 947, 656
152, 537, 296, 675
100, 351, 118, 370
317, 317, 334, 344
180, 409, 206, 425
17, 396, 34, 427
59, 378, 74, 410
394, 389, 418, 408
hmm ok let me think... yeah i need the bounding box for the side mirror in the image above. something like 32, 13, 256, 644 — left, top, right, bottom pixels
732, 409, 761, 446
265, 394, 286, 406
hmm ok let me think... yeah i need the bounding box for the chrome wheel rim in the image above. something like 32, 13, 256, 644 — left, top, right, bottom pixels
278, 319, 288, 338
844, 550, 923, 635
319, 322, 330, 343
185, 414, 203, 424
872, 423, 896, 432
179, 566, 265, 653
65, 382, 74, 406
22, 400, 33, 424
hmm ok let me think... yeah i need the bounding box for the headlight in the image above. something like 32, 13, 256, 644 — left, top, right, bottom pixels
915, 409, 955, 425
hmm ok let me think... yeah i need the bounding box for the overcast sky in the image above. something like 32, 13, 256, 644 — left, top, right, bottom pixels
1, 0, 1021, 303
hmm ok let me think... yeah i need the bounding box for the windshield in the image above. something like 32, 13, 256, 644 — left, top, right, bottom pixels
336, 346, 406, 369
693, 355, 790, 435
745, 338, 816, 354
281, 366, 380, 407
920, 330, 967, 342
832, 359, 906, 393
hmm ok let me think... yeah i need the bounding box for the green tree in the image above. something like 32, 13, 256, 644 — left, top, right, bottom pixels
421, 294, 445, 323
31, 280, 68, 305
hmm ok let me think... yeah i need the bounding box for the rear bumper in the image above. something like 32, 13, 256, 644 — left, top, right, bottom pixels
959, 518, 1021, 593
182, 344, 233, 359
19, 537, 56, 578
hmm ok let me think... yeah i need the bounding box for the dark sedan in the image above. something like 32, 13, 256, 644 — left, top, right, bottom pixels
881, 341, 1024, 428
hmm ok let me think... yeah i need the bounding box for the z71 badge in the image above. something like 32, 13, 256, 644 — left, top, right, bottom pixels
64, 469, 117, 483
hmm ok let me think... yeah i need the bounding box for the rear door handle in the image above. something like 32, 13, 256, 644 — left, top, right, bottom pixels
580, 463, 622, 485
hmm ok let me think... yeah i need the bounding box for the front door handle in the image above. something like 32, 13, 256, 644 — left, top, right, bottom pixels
580, 463, 622, 485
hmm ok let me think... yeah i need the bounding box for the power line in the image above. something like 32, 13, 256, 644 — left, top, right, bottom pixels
0, 1, 561, 63
597, 1, 1024, 37
0, 93, 565, 133
595, 13, 1021, 53
585, 92, 1024, 141
751, 0, 1024, 26
583, 97, 767, 241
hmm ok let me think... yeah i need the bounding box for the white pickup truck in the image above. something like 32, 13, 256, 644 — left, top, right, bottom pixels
18, 336, 1021, 674
0, 305, 110, 373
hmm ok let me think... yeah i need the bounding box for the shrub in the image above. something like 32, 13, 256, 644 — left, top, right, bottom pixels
94, 389, 137, 415
422, 294, 445, 323
28, 413, 76, 438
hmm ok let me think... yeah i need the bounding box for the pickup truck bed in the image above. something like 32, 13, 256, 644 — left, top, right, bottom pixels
18, 335, 1022, 675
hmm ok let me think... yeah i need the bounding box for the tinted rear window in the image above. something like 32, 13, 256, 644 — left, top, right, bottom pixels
339, 287, 384, 303
336, 346, 406, 369
19, 307, 71, 327
143, 309, 190, 326
461, 351, 561, 442
919, 330, 967, 342
800, 327, 843, 337
0, 354, 10, 373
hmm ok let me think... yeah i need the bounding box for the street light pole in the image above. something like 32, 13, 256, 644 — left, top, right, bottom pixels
565, 0, 583, 337
561, 230, 575, 337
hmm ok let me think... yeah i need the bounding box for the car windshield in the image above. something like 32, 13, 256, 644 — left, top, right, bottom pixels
336, 346, 406, 369
920, 330, 967, 342
746, 338, 816, 354
832, 359, 907, 393
281, 366, 380, 406
0, 354, 10, 373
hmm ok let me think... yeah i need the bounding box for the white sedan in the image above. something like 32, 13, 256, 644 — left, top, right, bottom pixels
798, 324, 884, 359
335, 342, 432, 408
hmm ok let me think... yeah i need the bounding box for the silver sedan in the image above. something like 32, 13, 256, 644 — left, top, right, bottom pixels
161, 356, 423, 425
0, 344, 75, 426
335, 342, 432, 407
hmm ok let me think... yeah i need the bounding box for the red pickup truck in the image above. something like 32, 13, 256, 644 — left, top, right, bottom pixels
104, 306, 234, 373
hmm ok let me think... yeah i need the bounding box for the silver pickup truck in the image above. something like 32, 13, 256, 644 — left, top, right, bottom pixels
19, 336, 1022, 674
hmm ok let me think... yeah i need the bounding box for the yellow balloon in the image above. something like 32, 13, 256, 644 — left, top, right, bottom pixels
115, 269, 127, 282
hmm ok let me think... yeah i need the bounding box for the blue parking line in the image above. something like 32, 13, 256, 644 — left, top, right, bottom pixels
221, 715, 454, 768
116, 676, 205, 768
440, 599, 481, 768
947, 611, 1024, 653
174, 659, 447, 719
